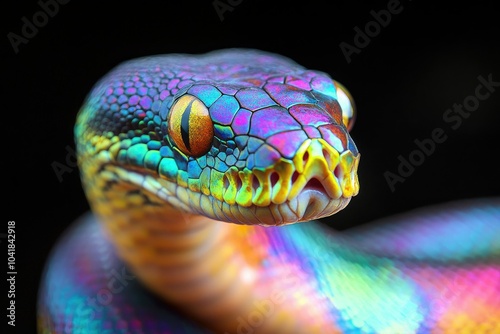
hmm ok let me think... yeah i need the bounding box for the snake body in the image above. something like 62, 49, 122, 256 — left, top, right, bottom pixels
38, 49, 500, 333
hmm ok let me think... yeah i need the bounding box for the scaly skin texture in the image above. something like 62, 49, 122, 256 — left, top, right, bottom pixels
38, 49, 500, 333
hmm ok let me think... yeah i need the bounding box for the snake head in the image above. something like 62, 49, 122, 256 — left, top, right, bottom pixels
76, 49, 359, 226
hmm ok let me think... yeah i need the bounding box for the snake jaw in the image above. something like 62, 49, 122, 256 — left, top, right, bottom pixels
218, 138, 360, 221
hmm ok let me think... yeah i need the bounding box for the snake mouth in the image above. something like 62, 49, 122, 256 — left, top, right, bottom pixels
218, 139, 360, 207
202, 138, 360, 225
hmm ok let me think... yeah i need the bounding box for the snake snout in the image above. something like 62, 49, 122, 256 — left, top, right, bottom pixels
290, 138, 360, 200
221, 138, 359, 211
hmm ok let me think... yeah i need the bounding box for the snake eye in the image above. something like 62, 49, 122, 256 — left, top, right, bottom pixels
168, 95, 214, 157
334, 81, 356, 131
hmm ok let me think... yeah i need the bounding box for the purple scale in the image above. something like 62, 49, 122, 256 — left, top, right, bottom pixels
178, 80, 194, 89
267, 130, 308, 159
115, 87, 124, 95
287, 79, 311, 91
159, 90, 170, 100
253, 144, 282, 168
289, 104, 331, 127
264, 83, 317, 109
210, 95, 239, 125
167, 79, 180, 90
137, 87, 148, 96
249, 106, 301, 138
218, 86, 238, 95
125, 87, 136, 95
140, 96, 153, 110
303, 126, 322, 138
129, 95, 140, 106
235, 88, 276, 111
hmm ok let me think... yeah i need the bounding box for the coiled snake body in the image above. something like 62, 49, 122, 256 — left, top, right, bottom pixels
38, 49, 500, 333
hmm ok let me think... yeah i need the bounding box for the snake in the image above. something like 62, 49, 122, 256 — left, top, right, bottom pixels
37, 49, 500, 333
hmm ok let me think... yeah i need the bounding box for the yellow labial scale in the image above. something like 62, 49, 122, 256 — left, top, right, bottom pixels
95, 137, 113, 152
199, 168, 211, 196
352, 155, 360, 196
223, 167, 239, 205
96, 150, 112, 164
318, 138, 340, 171
188, 179, 201, 193
303, 140, 329, 177
236, 169, 253, 207
210, 169, 225, 202
292, 139, 312, 174
108, 142, 121, 158
324, 173, 342, 199
271, 160, 294, 204
252, 168, 272, 206
340, 151, 360, 197
289, 174, 307, 200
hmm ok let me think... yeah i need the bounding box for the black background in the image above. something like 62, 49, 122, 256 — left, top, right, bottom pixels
4, 1, 500, 333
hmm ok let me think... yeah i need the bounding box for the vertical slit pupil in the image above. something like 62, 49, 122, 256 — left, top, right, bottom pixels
180, 100, 194, 151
